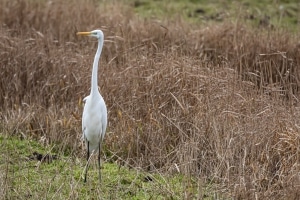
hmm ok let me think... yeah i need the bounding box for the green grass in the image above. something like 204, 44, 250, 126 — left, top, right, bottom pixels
126, 0, 299, 30
0, 135, 215, 199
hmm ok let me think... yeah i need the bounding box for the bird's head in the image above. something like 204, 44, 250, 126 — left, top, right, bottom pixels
77, 30, 104, 40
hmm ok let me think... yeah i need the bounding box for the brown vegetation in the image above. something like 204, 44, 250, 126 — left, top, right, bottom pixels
1, 0, 300, 199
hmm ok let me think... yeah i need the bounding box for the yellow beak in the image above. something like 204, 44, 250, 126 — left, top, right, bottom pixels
76, 32, 91, 36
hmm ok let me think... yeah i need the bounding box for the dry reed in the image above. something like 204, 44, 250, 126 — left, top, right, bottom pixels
1, 0, 300, 198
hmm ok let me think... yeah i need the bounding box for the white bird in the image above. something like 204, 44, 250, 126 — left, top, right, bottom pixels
77, 30, 107, 183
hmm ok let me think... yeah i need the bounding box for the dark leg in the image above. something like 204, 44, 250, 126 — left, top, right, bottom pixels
84, 141, 90, 183
98, 143, 101, 182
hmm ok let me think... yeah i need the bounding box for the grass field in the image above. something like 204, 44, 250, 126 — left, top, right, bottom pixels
1, 136, 210, 199
130, 0, 300, 30
1, 0, 300, 199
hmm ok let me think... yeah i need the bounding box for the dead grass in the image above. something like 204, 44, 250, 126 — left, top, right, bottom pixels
1, 0, 300, 199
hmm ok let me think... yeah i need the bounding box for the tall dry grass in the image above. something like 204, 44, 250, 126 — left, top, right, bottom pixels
1, 0, 300, 198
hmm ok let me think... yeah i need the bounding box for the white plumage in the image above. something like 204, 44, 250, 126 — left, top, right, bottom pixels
77, 30, 107, 182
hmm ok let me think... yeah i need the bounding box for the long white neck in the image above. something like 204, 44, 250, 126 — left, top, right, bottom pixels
90, 37, 103, 96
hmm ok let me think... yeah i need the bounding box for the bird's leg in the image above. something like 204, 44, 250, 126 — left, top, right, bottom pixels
98, 142, 101, 182
84, 141, 90, 183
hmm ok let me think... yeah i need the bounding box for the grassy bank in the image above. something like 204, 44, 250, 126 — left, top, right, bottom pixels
129, 0, 300, 30
1, 136, 211, 199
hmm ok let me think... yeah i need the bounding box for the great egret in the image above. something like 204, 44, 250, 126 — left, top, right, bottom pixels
77, 30, 107, 183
